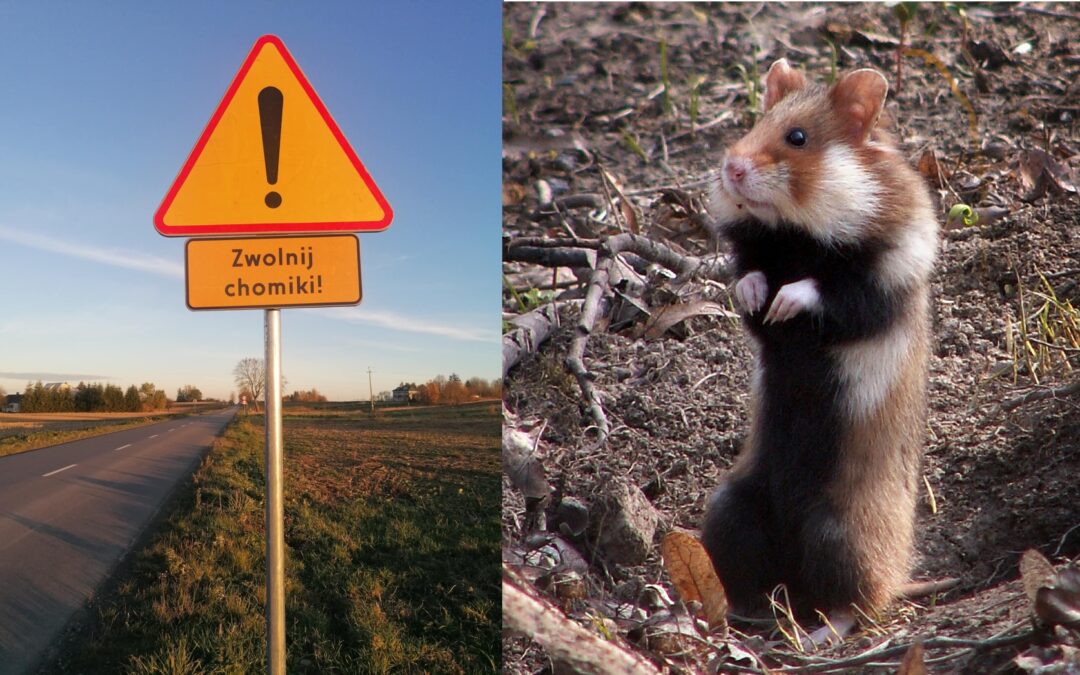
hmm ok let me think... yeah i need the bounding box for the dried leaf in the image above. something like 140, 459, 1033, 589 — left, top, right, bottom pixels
1018, 149, 1078, 202
897, 640, 926, 675
1034, 565, 1080, 628
600, 166, 639, 234
967, 39, 1012, 69
1035, 584, 1080, 628
1020, 548, 1057, 609
849, 28, 900, 49
631, 608, 699, 655
641, 301, 738, 341
502, 131, 588, 159
503, 182, 528, 206
502, 428, 551, 501
661, 531, 728, 631
974, 206, 1010, 227
917, 148, 945, 186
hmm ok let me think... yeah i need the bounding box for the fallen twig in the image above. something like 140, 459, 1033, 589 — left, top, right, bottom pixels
503, 567, 663, 675
564, 233, 731, 443
1001, 379, 1080, 411
757, 623, 1036, 673
504, 246, 596, 270
503, 300, 583, 377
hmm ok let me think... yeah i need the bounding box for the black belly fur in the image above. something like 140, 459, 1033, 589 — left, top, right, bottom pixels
702, 219, 909, 615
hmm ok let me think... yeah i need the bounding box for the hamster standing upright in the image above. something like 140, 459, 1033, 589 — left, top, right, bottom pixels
701, 59, 938, 629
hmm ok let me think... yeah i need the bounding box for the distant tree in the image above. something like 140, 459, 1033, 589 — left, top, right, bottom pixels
124, 385, 141, 412
129, 382, 168, 411
22, 382, 41, 412
228, 392, 236, 405
148, 389, 168, 411
75, 382, 98, 411
418, 381, 441, 405
102, 385, 125, 411
234, 358, 265, 411
287, 388, 327, 403
464, 377, 485, 396
176, 385, 203, 402
377, 390, 392, 402
443, 377, 468, 404
0, 385, 6, 408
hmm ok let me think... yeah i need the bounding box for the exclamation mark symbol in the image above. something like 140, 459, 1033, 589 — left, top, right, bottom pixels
259, 86, 283, 208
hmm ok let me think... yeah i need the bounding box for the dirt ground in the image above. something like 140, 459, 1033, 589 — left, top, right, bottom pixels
502, 3, 1079, 673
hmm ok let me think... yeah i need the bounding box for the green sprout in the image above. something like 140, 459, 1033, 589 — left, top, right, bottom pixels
503, 83, 519, 125
660, 40, 672, 116
948, 203, 979, 227
893, 2, 918, 94
824, 37, 839, 84
688, 75, 705, 130
621, 130, 648, 162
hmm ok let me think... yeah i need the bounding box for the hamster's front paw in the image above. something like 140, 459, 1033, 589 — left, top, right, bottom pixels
735, 271, 768, 314
764, 278, 820, 324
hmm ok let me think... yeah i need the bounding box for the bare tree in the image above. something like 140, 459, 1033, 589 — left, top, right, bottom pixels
233, 358, 265, 412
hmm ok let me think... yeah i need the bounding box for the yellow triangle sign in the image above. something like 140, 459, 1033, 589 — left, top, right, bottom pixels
155, 35, 392, 236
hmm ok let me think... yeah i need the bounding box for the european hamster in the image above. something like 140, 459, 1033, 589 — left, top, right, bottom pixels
702, 59, 938, 629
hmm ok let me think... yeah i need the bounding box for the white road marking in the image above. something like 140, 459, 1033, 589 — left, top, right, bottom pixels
149, 434, 159, 439
42, 464, 77, 478
166, 428, 175, 433
115, 444, 132, 451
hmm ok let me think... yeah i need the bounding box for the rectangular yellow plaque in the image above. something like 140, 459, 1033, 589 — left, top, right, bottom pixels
185, 235, 361, 310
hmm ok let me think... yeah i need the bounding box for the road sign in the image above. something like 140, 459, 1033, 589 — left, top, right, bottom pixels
155, 35, 392, 237
185, 235, 361, 310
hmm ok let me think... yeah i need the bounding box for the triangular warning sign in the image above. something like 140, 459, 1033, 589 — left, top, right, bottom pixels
155, 35, 392, 236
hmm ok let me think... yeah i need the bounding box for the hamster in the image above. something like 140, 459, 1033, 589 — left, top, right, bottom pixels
701, 59, 938, 629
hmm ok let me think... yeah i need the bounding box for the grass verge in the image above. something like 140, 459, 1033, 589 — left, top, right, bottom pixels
0, 417, 165, 459
45, 402, 501, 673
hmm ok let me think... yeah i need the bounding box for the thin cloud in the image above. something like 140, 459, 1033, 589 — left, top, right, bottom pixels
317, 307, 498, 343
0, 225, 183, 279
0, 371, 111, 382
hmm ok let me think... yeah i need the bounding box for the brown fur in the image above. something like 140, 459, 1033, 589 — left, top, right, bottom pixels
828, 295, 930, 610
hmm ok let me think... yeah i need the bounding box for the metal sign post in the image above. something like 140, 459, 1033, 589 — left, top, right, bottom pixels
156, 36, 392, 674
264, 308, 285, 674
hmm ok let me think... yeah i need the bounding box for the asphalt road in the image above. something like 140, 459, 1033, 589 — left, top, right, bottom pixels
0, 408, 238, 674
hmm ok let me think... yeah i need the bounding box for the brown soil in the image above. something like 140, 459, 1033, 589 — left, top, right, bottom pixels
502, 3, 1079, 673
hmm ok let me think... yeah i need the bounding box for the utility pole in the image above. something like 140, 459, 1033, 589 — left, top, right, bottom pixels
367, 367, 374, 414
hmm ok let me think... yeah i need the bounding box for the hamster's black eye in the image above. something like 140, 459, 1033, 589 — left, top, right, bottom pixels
785, 128, 807, 147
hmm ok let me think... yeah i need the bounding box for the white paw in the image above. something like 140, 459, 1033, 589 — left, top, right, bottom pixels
800, 610, 856, 650
764, 278, 820, 324
735, 271, 768, 314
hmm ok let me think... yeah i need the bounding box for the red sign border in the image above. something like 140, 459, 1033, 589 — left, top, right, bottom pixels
155, 35, 393, 237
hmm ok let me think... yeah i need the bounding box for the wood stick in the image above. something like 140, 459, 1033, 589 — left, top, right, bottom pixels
503, 569, 663, 675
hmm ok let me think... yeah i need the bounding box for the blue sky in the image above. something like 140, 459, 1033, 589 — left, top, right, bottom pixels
0, 1, 501, 401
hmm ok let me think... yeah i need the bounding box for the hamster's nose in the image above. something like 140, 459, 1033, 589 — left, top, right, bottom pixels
725, 157, 748, 183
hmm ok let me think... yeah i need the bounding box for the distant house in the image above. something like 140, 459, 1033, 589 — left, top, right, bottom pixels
43, 382, 73, 393
3, 394, 21, 413
392, 385, 418, 403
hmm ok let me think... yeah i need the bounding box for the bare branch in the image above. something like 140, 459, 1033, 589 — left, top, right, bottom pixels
503, 300, 583, 377
503, 568, 663, 675
1001, 379, 1080, 412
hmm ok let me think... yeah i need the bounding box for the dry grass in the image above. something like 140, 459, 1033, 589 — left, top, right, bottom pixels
0, 406, 226, 458
47, 402, 500, 674
0, 417, 158, 458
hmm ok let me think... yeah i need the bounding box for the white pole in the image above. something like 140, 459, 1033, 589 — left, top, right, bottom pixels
368, 366, 374, 414
264, 308, 285, 673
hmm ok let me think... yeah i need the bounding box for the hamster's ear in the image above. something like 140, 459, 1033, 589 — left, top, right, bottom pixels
764, 59, 807, 112
830, 69, 888, 143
